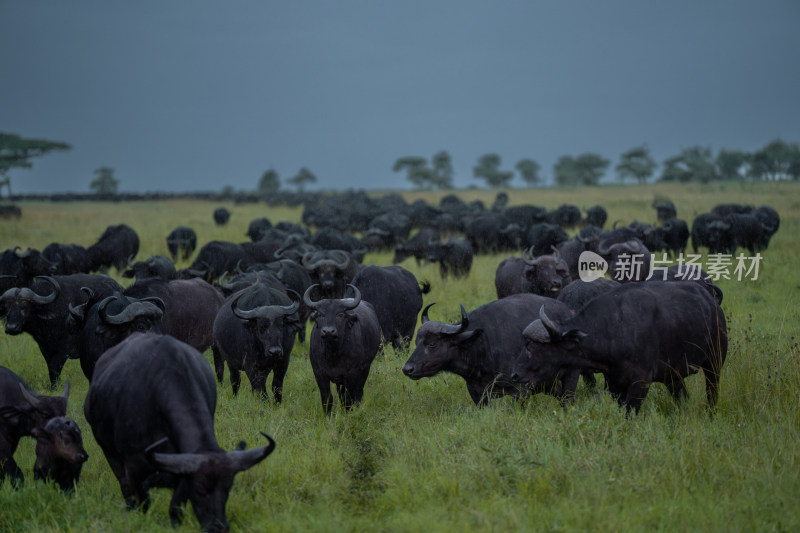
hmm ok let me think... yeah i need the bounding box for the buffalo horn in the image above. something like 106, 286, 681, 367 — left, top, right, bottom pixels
330, 250, 350, 271
18, 383, 41, 409
538, 305, 561, 341
341, 284, 361, 310
229, 432, 277, 472
420, 302, 436, 323
98, 295, 163, 325
302, 284, 321, 310
438, 303, 469, 336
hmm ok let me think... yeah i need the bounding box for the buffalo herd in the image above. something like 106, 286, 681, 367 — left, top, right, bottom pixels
0, 194, 780, 531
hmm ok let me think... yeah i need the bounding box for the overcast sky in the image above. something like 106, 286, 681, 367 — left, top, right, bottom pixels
2, 1, 799, 194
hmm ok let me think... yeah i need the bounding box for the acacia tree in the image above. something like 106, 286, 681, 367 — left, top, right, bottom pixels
715, 149, 750, 180
658, 146, 717, 183
515, 158, 541, 186
258, 169, 281, 194
394, 154, 452, 189
90, 166, 119, 194
748, 139, 800, 181
0, 132, 71, 196
287, 167, 317, 191
473, 153, 513, 188
431, 150, 454, 189
554, 153, 609, 186
616, 146, 657, 184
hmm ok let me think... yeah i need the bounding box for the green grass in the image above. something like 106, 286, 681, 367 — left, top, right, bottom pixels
1, 182, 798, 532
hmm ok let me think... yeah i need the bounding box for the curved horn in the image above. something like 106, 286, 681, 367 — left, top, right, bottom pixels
437, 303, 469, 336
31, 276, 60, 305
421, 302, 436, 323
231, 292, 261, 320
126, 255, 136, 269
522, 246, 535, 261
301, 252, 319, 270
18, 383, 41, 409
99, 295, 163, 326
282, 290, 301, 315
236, 259, 246, 275
141, 296, 166, 314
538, 305, 561, 341
302, 284, 322, 310
330, 250, 350, 271
342, 284, 361, 310
229, 432, 277, 472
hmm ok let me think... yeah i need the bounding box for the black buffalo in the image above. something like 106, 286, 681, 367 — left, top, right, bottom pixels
180, 241, 253, 283
348, 265, 430, 349
512, 281, 727, 413
166, 226, 198, 261
122, 255, 178, 282
212, 284, 302, 400
213, 207, 231, 226
304, 285, 381, 414
0, 247, 56, 293
393, 227, 440, 266
584, 205, 608, 228
0, 274, 123, 386
556, 278, 621, 311
42, 243, 92, 275
659, 218, 690, 256
525, 223, 569, 257
0, 367, 69, 487
401, 294, 574, 406
68, 291, 165, 381
302, 249, 361, 300
84, 333, 276, 532
465, 214, 524, 254
494, 251, 572, 299
31, 416, 88, 493
88, 224, 140, 272
427, 238, 474, 280
246, 217, 272, 241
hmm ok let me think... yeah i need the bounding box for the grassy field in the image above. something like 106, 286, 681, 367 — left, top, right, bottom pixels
0, 181, 798, 532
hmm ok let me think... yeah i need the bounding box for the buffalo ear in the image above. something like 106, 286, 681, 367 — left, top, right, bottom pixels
31, 427, 50, 441
562, 329, 587, 345
453, 328, 483, 345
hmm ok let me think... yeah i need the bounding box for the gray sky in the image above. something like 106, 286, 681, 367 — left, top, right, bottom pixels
2, 1, 799, 194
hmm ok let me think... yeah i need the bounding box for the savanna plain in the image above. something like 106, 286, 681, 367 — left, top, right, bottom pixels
0, 181, 798, 532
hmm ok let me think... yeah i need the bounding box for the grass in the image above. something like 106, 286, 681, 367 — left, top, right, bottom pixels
0, 181, 798, 532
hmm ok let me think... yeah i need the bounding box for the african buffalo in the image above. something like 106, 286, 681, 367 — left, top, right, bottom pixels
304, 284, 381, 414
302, 249, 361, 300
213, 207, 231, 226
166, 226, 197, 261
31, 416, 88, 493
0, 274, 123, 386
0, 366, 69, 487
401, 294, 574, 406
512, 281, 727, 414
427, 238, 474, 280
122, 255, 178, 282
88, 224, 140, 272
494, 250, 572, 299
85, 333, 276, 532
349, 265, 430, 349
213, 284, 302, 400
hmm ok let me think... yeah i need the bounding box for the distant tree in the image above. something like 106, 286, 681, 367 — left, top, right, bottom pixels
615, 145, 657, 184
715, 149, 750, 180
658, 146, 717, 183
554, 153, 609, 186
89, 166, 119, 194
473, 153, 513, 188
431, 150, 454, 189
287, 167, 317, 191
0, 132, 71, 197
258, 169, 281, 194
515, 158, 541, 186
393, 156, 429, 188
748, 139, 800, 181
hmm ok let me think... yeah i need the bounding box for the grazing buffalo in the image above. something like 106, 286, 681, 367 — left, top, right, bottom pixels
393, 227, 440, 266
349, 265, 430, 349
32, 416, 88, 493
0, 274, 123, 386
122, 255, 178, 282
180, 241, 252, 283
304, 285, 381, 414
512, 281, 727, 413
525, 223, 569, 257
88, 224, 140, 272
465, 214, 524, 254
584, 205, 608, 228
85, 333, 276, 532
212, 284, 302, 400
659, 218, 690, 256
68, 291, 165, 381
166, 226, 197, 261
246, 217, 272, 241
213, 207, 231, 226
302, 249, 360, 300
0, 366, 69, 487
402, 294, 574, 406
494, 250, 572, 299
427, 238, 474, 280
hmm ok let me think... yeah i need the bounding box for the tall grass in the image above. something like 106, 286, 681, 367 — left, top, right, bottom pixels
0, 182, 798, 532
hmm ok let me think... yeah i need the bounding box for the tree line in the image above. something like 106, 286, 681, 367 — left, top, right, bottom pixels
2, 131, 799, 196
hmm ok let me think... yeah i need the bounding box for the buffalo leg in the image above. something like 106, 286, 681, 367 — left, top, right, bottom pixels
702, 364, 722, 409
558, 370, 581, 404
247, 370, 268, 400
665, 379, 688, 404
211, 346, 225, 384
229, 369, 242, 396
622, 380, 651, 415
272, 359, 290, 404
466, 382, 490, 407
169, 478, 190, 526
0, 455, 24, 489
46, 353, 68, 389
314, 376, 334, 415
